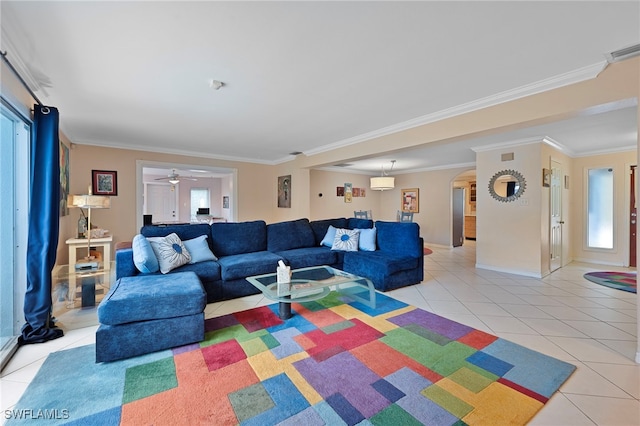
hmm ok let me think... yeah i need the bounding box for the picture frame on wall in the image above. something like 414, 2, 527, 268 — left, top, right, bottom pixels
60, 142, 69, 216
92, 170, 118, 196
542, 168, 551, 187
344, 183, 352, 203
223, 196, 229, 209
278, 175, 291, 208
401, 188, 419, 213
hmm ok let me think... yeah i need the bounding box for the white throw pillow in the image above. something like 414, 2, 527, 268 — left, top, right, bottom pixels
331, 228, 360, 251
147, 233, 191, 274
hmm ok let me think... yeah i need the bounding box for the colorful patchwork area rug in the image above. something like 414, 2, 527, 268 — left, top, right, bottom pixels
584, 271, 637, 293
7, 292, 576, 425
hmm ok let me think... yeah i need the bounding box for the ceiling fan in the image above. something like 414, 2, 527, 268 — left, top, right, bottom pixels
154, 169, 197, 185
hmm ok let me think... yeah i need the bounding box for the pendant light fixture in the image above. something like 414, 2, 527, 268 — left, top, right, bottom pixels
370, 160, 396, 191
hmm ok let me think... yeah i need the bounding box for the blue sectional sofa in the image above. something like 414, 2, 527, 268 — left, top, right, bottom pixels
115, 217, 424, 303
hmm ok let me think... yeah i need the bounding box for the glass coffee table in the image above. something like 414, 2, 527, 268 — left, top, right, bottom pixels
246, 265, 376, 319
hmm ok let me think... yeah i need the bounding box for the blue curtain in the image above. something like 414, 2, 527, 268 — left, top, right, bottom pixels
20, 105, 64, 344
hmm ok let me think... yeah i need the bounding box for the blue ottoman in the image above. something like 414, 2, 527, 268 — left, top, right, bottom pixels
96, 271, 206, 362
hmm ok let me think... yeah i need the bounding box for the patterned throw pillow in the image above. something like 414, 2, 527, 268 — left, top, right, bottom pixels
331, 228, 360, 251
147, 233, 191, 274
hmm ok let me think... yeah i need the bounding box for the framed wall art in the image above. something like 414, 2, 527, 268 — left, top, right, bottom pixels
60, 142, 69, 216
278, 175, 291, 208
344, 183, 352, 203
542, 168, 551, 187
92, 170, 118, 196
401, 188, 419, 213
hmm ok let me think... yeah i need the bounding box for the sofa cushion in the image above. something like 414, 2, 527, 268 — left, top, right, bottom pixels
97, 271, 206, 326
147, 233, 191, 274
347, 218, 374, 230
267, 218, 316, 252
132, 234, 159, 273
331, 228, 360, 251
344, 251, 420, 276
211, 220, 267, 256
172, 260, 221, 282
217, 251, 284, 281
275, 247, 338, 270
183, 235, 217, 264
309, 218, 348, 245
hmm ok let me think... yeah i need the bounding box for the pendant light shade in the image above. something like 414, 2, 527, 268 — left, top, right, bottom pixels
370, 176, 395, 191
370, 160, 396, 191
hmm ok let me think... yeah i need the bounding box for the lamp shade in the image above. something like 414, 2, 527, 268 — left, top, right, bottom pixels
370, 176, 395, 191
67, 194, 111, 209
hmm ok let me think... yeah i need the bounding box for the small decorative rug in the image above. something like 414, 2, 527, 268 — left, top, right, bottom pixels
583, 271, 637, 293
7, 292, 576, 425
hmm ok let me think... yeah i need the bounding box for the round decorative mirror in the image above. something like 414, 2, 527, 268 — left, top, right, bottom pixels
488, 169, 527, 202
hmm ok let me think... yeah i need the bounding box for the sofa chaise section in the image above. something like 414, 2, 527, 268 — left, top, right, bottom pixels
343, 221, 424, 292
96, 271, 206, 362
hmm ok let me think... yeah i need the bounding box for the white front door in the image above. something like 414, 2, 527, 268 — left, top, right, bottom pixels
145, 183, 178, 223
550, 160, 563, 272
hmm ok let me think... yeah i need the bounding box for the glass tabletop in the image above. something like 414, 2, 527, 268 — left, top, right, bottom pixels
246, 265, 373, 303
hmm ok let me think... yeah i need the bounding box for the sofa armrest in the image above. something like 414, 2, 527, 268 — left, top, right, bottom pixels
115, 247, 139, 280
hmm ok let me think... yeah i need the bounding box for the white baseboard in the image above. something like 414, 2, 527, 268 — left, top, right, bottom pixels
475, 263, 543, 279
422, 242, 451, 249
571, 257, 625, 267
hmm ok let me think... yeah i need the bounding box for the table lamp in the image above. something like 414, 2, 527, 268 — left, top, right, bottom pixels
67, 192, 111, 269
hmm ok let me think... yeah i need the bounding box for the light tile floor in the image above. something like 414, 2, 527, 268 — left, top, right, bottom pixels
2, 242, 638, 425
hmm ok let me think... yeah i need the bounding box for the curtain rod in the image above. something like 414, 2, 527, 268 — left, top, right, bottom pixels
1, 50, 44, 106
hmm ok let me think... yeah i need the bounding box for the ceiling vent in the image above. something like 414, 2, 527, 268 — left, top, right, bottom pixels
606, 43, 640, 63
333, 163, 353, 167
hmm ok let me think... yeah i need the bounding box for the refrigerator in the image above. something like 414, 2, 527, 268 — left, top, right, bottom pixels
452, 188, 464, 247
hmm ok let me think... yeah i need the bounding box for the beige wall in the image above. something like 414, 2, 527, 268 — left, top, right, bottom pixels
385, 167, 475, 246
476, 142, 545, 276
309, 170, 381, 221
571, 150, 637, 266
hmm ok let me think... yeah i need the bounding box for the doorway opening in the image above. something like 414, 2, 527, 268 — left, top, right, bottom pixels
136, 160, 237, 229
451, 169, 477, 247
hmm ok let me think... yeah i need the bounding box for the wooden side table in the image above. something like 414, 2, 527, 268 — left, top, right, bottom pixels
66, 236, 113, 268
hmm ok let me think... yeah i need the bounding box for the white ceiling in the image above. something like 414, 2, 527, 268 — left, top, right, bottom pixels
2, 1, 638, 175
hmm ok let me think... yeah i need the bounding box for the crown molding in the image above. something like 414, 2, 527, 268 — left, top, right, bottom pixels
471, 136, 545, 153
541, 136, 576, 157
304, 61, 608, 157
398, 162, 477, 175
573, 145, 637, 158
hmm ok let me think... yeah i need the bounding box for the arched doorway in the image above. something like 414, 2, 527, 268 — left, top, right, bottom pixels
451, 169, 476, 247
